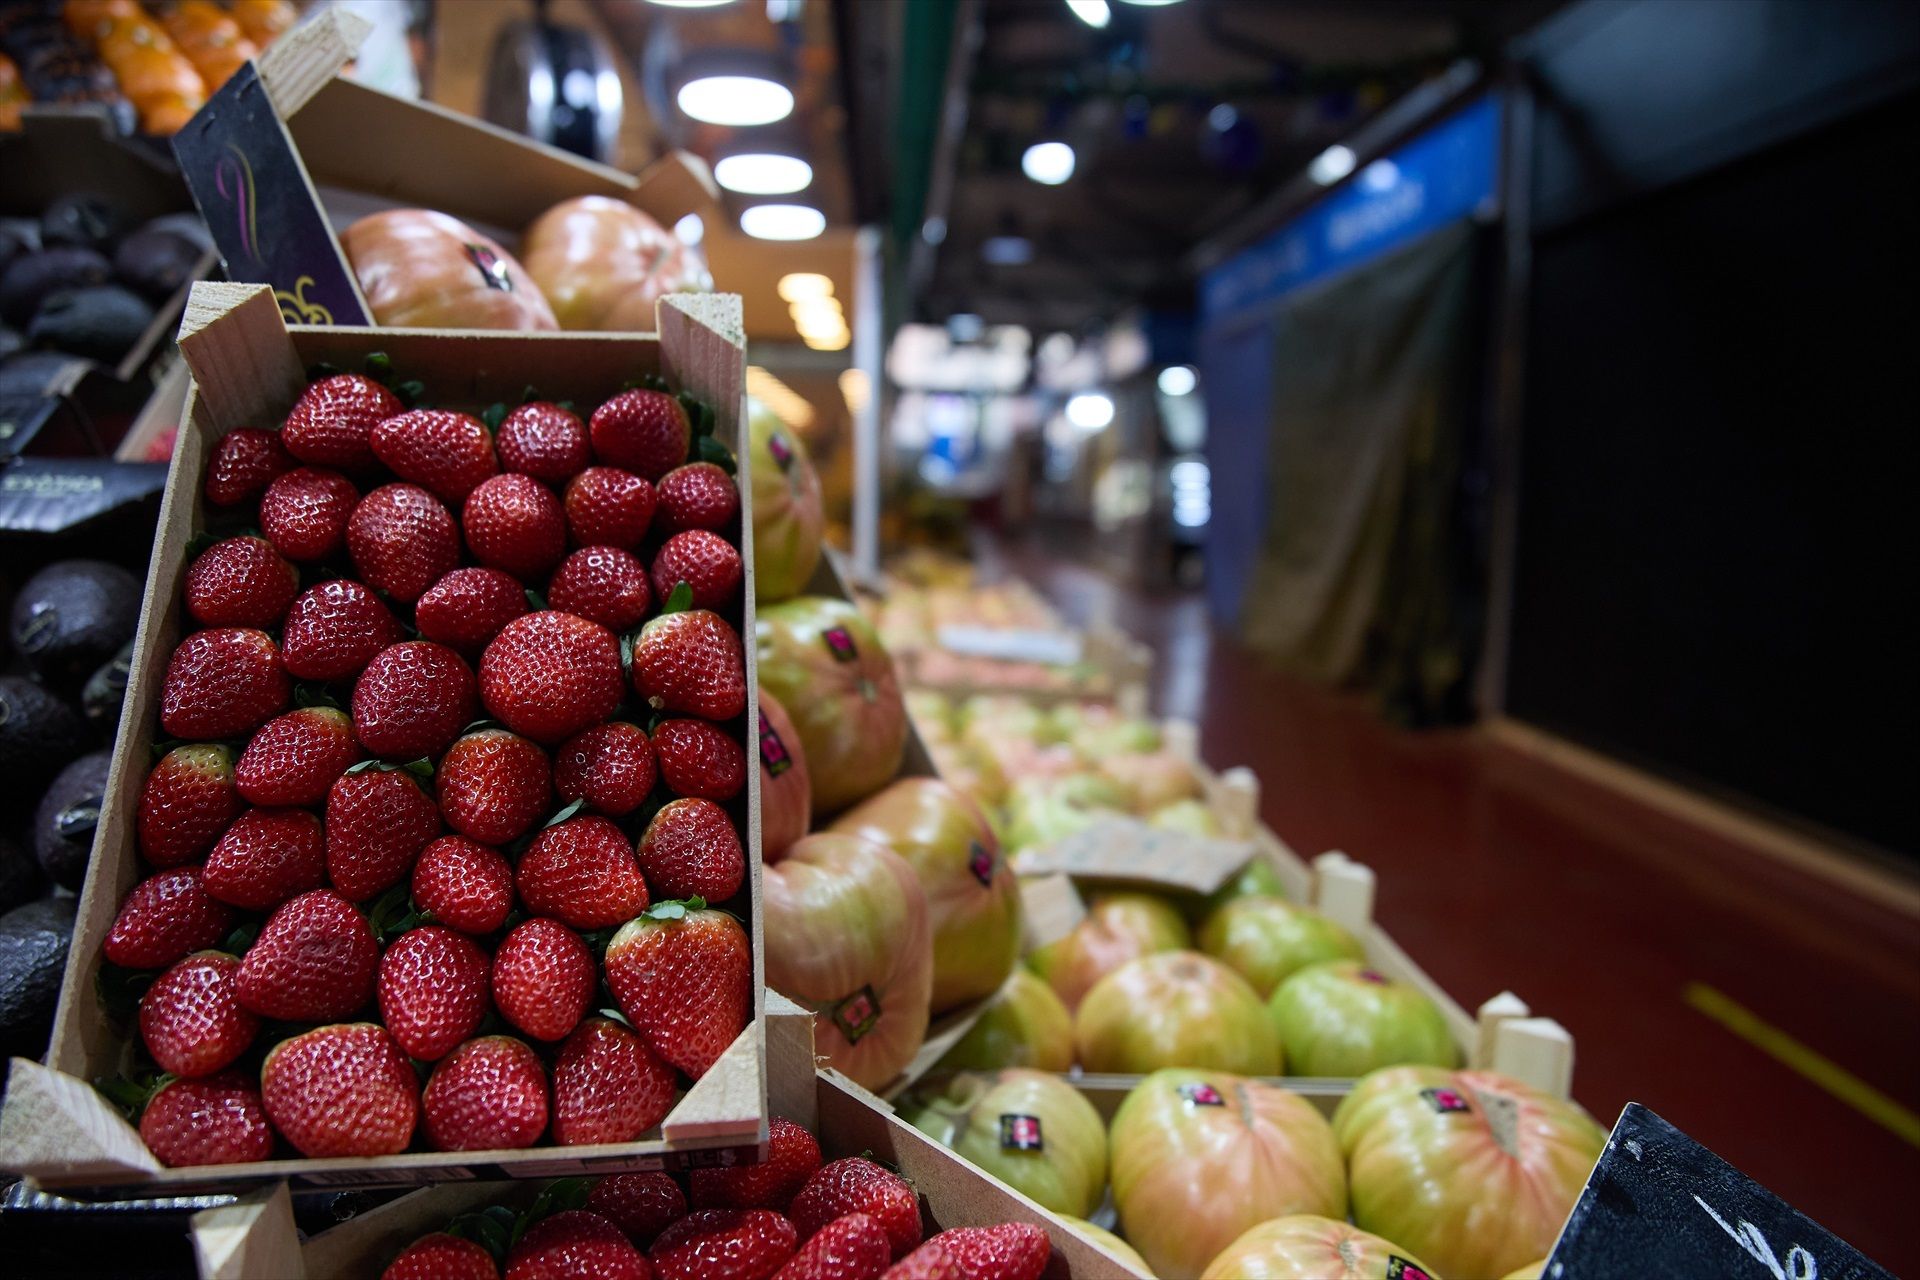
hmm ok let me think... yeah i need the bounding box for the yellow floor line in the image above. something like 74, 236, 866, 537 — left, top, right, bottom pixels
1684, 981, 1920, 1150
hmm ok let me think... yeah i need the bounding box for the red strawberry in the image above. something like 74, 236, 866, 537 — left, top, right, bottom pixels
282, 578, 404, 681
138, 1071, 274, 1168
479, 611, 624, 744
691, 1117, 822, 1213
915, 1227, 1047, 1280
235, 707, 362, 806
160, 627, 289, 739
260, 466, 360, 562
325, 767, 443, 900
413, 836, 514, 935
371, 409, 499, 502
878, 1244, 963, 1280
515, 816, 650, 930
260, 1022, 418, 1157
656, 463, 739, 534
465, 474, 567, 582
137, 744, 240, 868
435, 728, 550, 845
184, 536, 299, 628
138, 951, 258, 1078
554, 722, 656, 817
236, 889, 378, 1021
378, 926, 491, 1061
204, 427, 294, 507
348, 483, 461, 604
548, 546, 652, 631
604, 904, 750, 1079
591, 389, 689, 480
281, 372, 401, 472
652, 1209, 797, 1280
104, 868, 235, 969
507, 1211, 649, 1280
499, 401, 590, 484
422, 1035, 549, 1151
775, 1214, 891, 1280
384, 1234, 501, 1280
632, 610, 746, 721
653, 719, 746, 801
352, 641, 478, 760
551, 1017, 676, 1147
564, 467, 657, 549
416, 567, 530, 656
492, 918, 594, 1042
790, 1160, 922, 1260
651, 530, 743, 612
202, 808, 327, 910
638, 799, 744, 903
587, 1173, 686, 1248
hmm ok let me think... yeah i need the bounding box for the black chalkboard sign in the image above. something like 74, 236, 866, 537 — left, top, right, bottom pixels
1545, 1104, 1891, 1280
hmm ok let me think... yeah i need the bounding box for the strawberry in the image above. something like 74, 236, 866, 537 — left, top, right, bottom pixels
260, 1022, 418, 1157
184, 536, 299, 628
479, 611, 624, 744
564, 466, 657, 549
348, 483, 461, 604
638, 799, 743, 903
236, 889, 378, 1021
790, 1160, 922, 1260
160, 627, 289, 739
515, 815, 650, 930
774, 1214, 891, 1280
554, 722, 656, 817
604, 904, 750, 1079
691, 1117, 822, 1213
204, 427, 294, 507
413, 836, 515, 935
464, 474, 567, 582
281, 372, 401, 472
587, 1172, 687, 1248
551, 1017, 676, 1147
384, 1234, 501, 1280
138, 950, 258, 1078
202, 808, 327, 911
437, 728, 551, 845
499, 401, 591, 484
631, 610, 746, 721
591, 389, 689, 480
652, 1209, 798, 1280
378, 925, 490, 1061
352, 641, 478, 760
137, 744, 240, 868
282, 578, 404, 681
653, 719, 746, 801
492, 917, 594, 1042
416, 567, 530, 656
326, 767, 443, 900
548, 546, 652, 631
371, 408, 499, 503
651, 530, 743, 612
422, 1035, 549, 1151
104, 868, 236, 969
877, 1244, 963, 1280
260, 466, 360, 562
656, 463, 739, 534
914, 1227, 1048, 1280
235, 707, 362, 806
138, 1071, 274, 1168
507, 1211, 649, 1280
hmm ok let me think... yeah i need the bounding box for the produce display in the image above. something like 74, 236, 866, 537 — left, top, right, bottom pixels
902, 1068, 1108, 1218
748, 402, 826, 602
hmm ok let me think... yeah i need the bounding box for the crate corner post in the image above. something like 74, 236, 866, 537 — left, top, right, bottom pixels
191, 1182, 304, 1280
0, 1057, 160, 1185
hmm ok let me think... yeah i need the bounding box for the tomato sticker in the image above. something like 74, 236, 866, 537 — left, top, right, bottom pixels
823, 627, 859, 662
968, 841, 995, 886
1386, 1260, 1434, 1280
768, 432, 794, 471
1420, 1086, 1472, 1115
464, 243, 513, 291
829, 986, 881, 1043
760, 723, 792, 776
1357, 969, 1390, 985
1177, 1082, 1225, 1107
999, 1114, 1044, 1151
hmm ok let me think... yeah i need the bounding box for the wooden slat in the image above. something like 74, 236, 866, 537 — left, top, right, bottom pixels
191, 1183, 303, 1280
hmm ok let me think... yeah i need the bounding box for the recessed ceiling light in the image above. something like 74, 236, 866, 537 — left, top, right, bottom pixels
677, 75, 794, 127
790, 298, 845, 331
1157, 365, 1197, 397
1022, 141, 1076, 185
1066, 392, 1115, 430
1309, 143, 1357, 186
982, 236, 1034, 266
740, 203, 825, 240
714, 152, 814, 195
1116, 0, 1184, 6
1065, 0, 1111, 26
803, 329, 850, 351
777, 272, 834, 302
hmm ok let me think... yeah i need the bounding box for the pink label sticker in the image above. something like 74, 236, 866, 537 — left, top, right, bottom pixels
999, 1114, 1044, 1151
968, 841, 995, 886
464, 243, 513, 291
1421, 1086, 1472, 1115
760, 723, 792, 776
830, 985, 880, 1043
1177, 1082, 1225, 1107
1357, 969, 1390, 985
823, 627, 859, 662
768, 432, 794, 471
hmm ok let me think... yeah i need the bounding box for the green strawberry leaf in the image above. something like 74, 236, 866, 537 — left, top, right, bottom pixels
365, 885, 417, 943
643, 896, 707, 922
557, 399, 576, 415
220, 922, 259, 955
364, 352, 395, 385
184, 529, 221, 560
663, 581, 694, 614
480, 402, 508, 431
401, 757, 435, 780
305, 361, 342, 381
94, 962, 156, 1025
595, 1007, 631, 1027
618, 630, 637, 681
519, 384, 541, 405
580, 928, 616, 960
525, 588, 549, 611
394, 379, 426, 408
696, 435, 736, 475
448, 1208, 513, 1262
548, 1178, 593, 1213
543, 797, 588, 829
460, 718, 503, 736
293, 682, 341, 710
91, 1069, 169, 1121
148, 738, 185, 762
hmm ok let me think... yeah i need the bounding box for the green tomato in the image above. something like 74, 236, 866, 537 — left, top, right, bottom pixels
936, 968, 1075, 1072
1197, 896, 1364, 997
902, 1069, 1108, 1217
1075, 951, 1280, 1076
1267, 960, 1457, 1077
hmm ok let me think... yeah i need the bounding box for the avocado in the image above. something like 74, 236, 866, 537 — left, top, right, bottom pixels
0, 350, 81, 398
0, 325, 21, 362
0, 895, 77, 1062
27, 285, 156, 364
140, 213, 214, 255
82, 639, 135, 729
0, 835, 42, 914
33, 750, 110, 892
0, 246, 111, 328
8, 559, 143, 688
0, 225, 25, 278
40, 194, 128, 253
113, 227, 205, 302
0, 678, 90, 806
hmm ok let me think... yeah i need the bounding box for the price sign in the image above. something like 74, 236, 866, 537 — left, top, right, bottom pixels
1012, 816, 1255, 894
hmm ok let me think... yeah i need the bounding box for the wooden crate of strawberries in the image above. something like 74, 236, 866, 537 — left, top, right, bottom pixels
0, 282, 768, 1193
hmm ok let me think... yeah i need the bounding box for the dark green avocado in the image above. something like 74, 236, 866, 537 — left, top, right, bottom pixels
33, 749, 110, 892
28, 285, 156, 364
0, 895, 77, 1062
113, 225, 205, 302
40, 194, 129, 253
0, 246, 111, 328
82, 639, 136, 729
0, 835, 42, 914
8, 559, 143, 689
0, 678, 91, 807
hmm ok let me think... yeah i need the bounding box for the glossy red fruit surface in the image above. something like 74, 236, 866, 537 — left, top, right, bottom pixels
260, 1022, 418, 1158
650, 530, 743, 612
552, 1017, 677, 1147
281, 373, 401, 472
204, 428, 293, 507
564, 466, 656, 549
184, 536, 299, 628
548, 545, 652, 631
236, 890, 378, 1021
412, 836, 515, 935
138, 951, 258, 1079
352, 641, 477, 760
137, 744, 239, 868
553, 722, 656, 817
422, 1035, 550, 1151
347, 483, 461, 604
415, 567, 530, 656
202, 808, 327, 910
479, 611, 624, 744
139, 1072, 275, 1168
159, 628, 289, 740
498, 401, 591, 484
653, 718, 747, 801
260, 467, 359, 562
465, 473, 567, 582
104, 868, 236, 970
378, 926, 491, 1061
282, 578, 404, 681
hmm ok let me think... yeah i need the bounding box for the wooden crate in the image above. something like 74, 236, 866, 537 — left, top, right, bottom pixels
900, 623, 1152, 717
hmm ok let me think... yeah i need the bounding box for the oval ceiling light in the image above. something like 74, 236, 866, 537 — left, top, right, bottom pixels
790, 298, 845, 331
1117, 0, 1185, 6
714, 152, 814, 195
1308, 143, 1357, 186
1065, 0, 1111, 26
678, 75, 794, 127
982, 235, 1033, 266
1157, 364, 1197, 397
673, 212, 705, 245
1021, 141, 1076, 185
1066, 392, 1115, 430
777, 272, 834, 302
741, 203, 826, 240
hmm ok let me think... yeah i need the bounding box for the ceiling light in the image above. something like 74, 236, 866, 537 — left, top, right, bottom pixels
1021, 141, 1075, 185
677, 75, 794, 127
647, 0, 735, 7
777, 272, 834, 302
1308, 143, 1357, 186
673, 213, 705, 246
982, 236, 1033, 266
714, 152, 813, 195
740, 203, 825, 240
1208, 104, 1238, 131
839, 368, 872, 414
922, 217, 948, 245
947, 314, 985, 343
790, 297, 844, 329
1066, 392, 1114, 430
1157, 365, 1197, 397
1360, 158, 1400, 192
804, 329, 851, 351
1065, 0, 1111, 26
1116, 0, 1185, 6
746, 366, 815, 430
795, 316, 851, 343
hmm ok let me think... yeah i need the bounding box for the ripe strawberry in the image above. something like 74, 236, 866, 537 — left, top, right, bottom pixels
499, 401, 590, 484
235, 707, 362, 806
260, 1022, 418, 1157
326, 768, 443, 900
507, 1212, 649, 1280
652, 1209, 798, 1280
878, 1243, 963, 1280
184, 536, 299, 628
653, 718, 746, 801
790, 1160, 922, 1260
564, 466, 657, 549
587, 1172, 686, 1248
348, 483, 461, 604
138, 951, 258, 1078
260, 466, 360, 562
383, 1234, 501, 1280
413, 836, 514, 935
916, 1226, 1048, 1280
604, 904, 750, 1079
160, 627, 289, 739
775, 1214, 890, 1280
352, 641, 478, 760
638, 799, 743, 903
282, 578, 404, 681
551, 1017, 676, 1147
591, 389, 689, 480
492, 918, 594, 1042
236, 889, 378, 1021
632, 610, 746, 721
378, 926, 490, 1061
202, 808, 327, 910
548, 546, 652, 631
554, 722, 656, 817
479, 611, 624, 744
371, 408, 499, 503
104, 868, 236, 969
515, 816, 650, 930
137, 744, 240, 868
464, 473, 567, 582
282, 372, 401, 472
138, 1071, 274, 1168
651, 530, 743, 611
436, 728, 550, 845
422, 1036, 551, 1152
204, 427, 294, 507
691, 1117, 822, 1213
416, 567, 529, 656
656, 463, 739, 534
